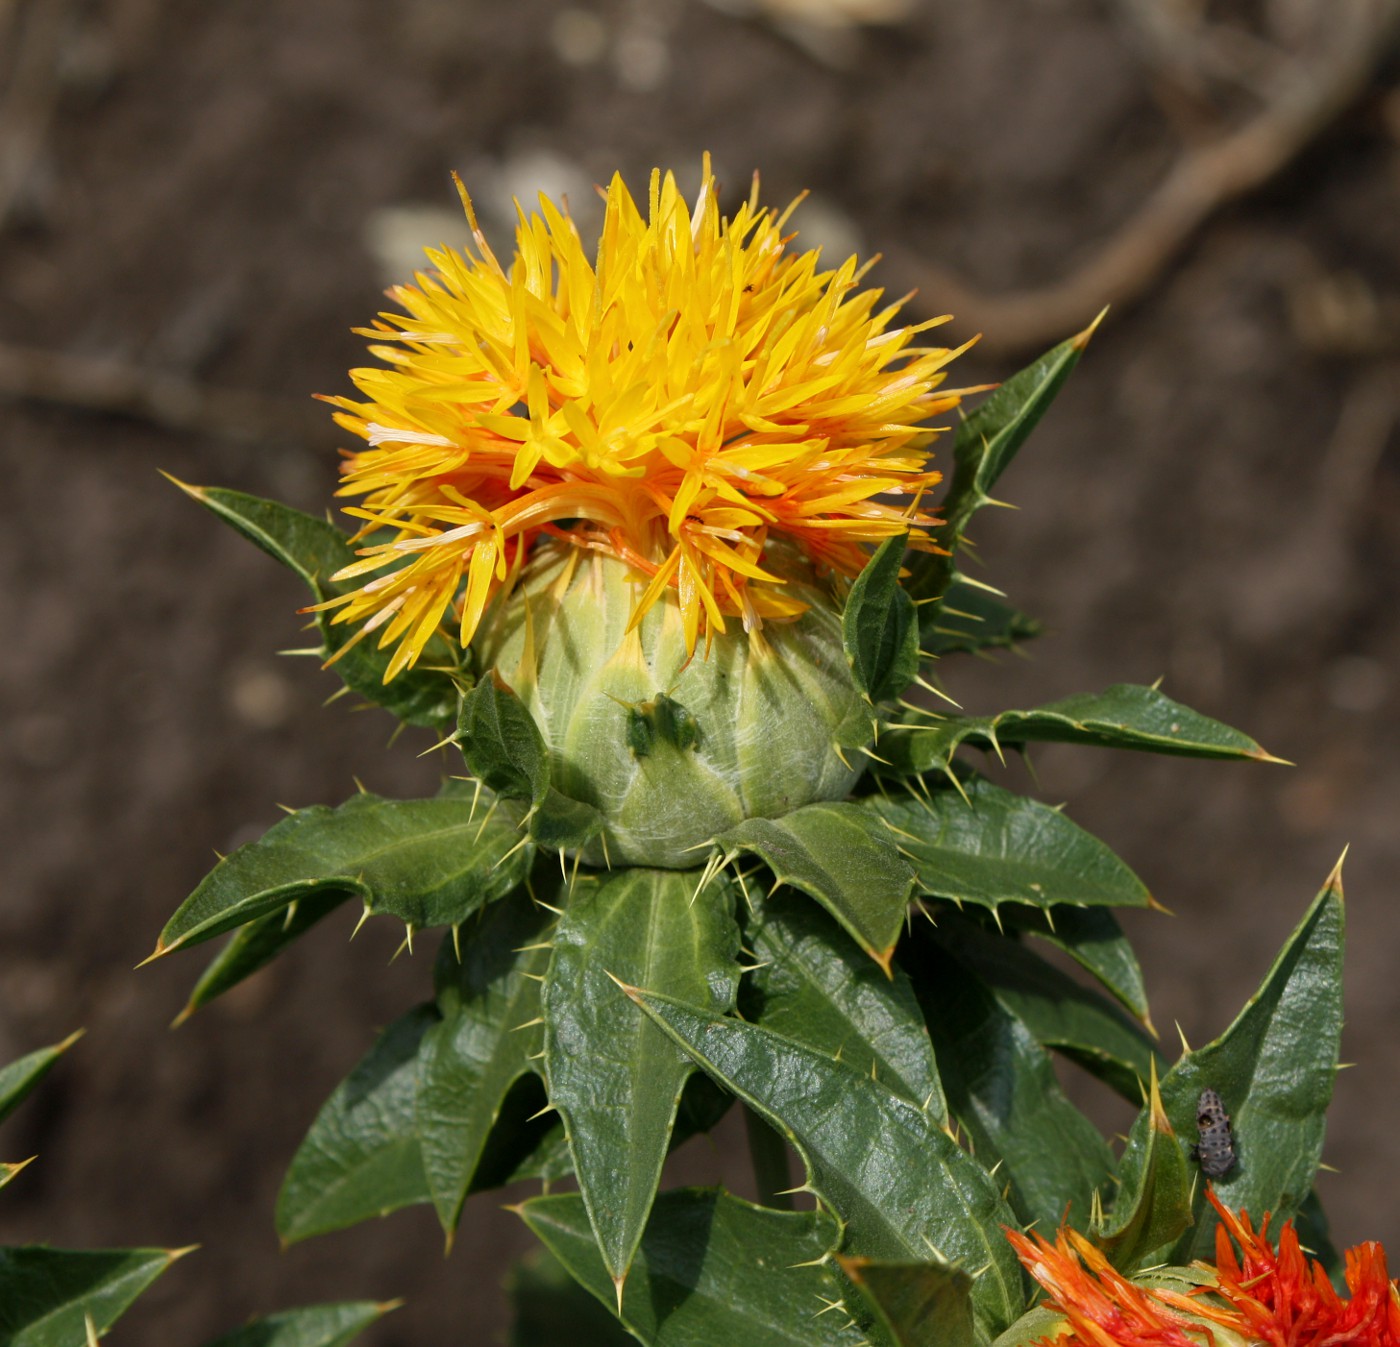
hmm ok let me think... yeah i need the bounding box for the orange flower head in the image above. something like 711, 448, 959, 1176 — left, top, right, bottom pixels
1007, 1189, 1400, 1347
1154, 1189, 1400, 1347
313, 155, 972, 680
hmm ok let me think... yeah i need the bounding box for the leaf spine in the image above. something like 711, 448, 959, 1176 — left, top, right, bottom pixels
473, 798, 500, 842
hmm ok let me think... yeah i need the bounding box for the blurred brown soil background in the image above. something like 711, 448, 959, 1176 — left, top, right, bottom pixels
1, 0, 1399, 1342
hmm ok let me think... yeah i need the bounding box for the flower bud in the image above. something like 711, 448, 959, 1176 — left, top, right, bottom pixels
475, 543, 871, 866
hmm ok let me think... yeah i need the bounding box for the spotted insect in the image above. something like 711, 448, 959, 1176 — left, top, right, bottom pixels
1191, 1088, 1236, 1178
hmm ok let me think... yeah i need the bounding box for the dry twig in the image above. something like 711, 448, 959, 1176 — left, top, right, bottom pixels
891, 0, 1400, 356
0, 341, 329, 446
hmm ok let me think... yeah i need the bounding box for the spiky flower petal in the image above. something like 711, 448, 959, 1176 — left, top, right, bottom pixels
315, 156, 971, 680
1004, 1225, 1208, 1347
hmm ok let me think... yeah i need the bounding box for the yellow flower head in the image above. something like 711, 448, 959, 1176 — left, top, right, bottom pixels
316, 156, 973, 681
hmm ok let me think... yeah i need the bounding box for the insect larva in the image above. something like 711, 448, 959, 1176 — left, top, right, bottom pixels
1191, 1087, 1236, 1178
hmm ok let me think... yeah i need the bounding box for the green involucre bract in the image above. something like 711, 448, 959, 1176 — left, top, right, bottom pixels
473, 542, 871, 867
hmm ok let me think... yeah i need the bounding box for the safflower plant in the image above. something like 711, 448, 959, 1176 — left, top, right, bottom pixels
3, 159, 1394, 1347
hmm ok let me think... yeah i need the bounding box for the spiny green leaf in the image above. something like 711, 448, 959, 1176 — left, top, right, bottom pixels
417, 889, 552, 1236
520, 1189, 873, 1347
625, 988, 1026, 1337
175, 485, 459, 727
743, 892, 945, 1118
176, 892, 351, 1024
951, 329, 1093, 500
0, 1245, 185, 1346
909, 327, 1095, 605
928, 911, 1160, 1101
543, 868, 741, 1288
867, 778, 1149, 913
456, 674, 550, 807
909, 935, 1115, 1232
1094, 1066, 1193, 1273
1004, 906, 1150, 1022
1154, 866, 1345, 1264
838, 1255, 977, 1347
0, 1160, 37, 1193
201, 1300, 397, 1347
879, 685, 1275, 777
276, 1005, 437, 1244
470, 1075, 576, 1191
530, 788, 605, 853
0, 1031, 83, 1126
507, 1249, 635, 1347
720, 802, 916, 972
476, 1071, 732, 1200
990, 1306, 1069, 1347
155, 782, 529, 955
918, 575, 1040, 659
843, 534, 920, 706
272, 991, 575, 1247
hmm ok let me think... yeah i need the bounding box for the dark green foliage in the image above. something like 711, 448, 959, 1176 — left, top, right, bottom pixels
0, 1032, 82, 1126
418, 891, 554, 1235
920, 576, 1040, 658
0, 1246, 182, 1347
926, 911, 1161, 1101
455, 674, 550, 807
274, 941, 570, 1246
878, 684, 1273, 777
520, 1190, 877, 1347
543, 867, 742, 1287
866, 777, 1150, 914
1130, 870, 1345, 1264
508, 1250, 635, 1347
910, 938, 1116, 1231
276, 1005, 439, 1244
1093, 1070, 1193, 1274
840, 1256, 978, 1347
626, 986, 1027, 1339
719, 801, 916, 969
743, 892, 944, 1116
531, 788, 606, 852
200, 1301, 396, 1347
157, 781, 530, 955
843, 533, 920, 705
1003, 905, 1149, 1021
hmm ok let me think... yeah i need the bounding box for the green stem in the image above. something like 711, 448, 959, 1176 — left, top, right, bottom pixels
744, 1105, 793, 1210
